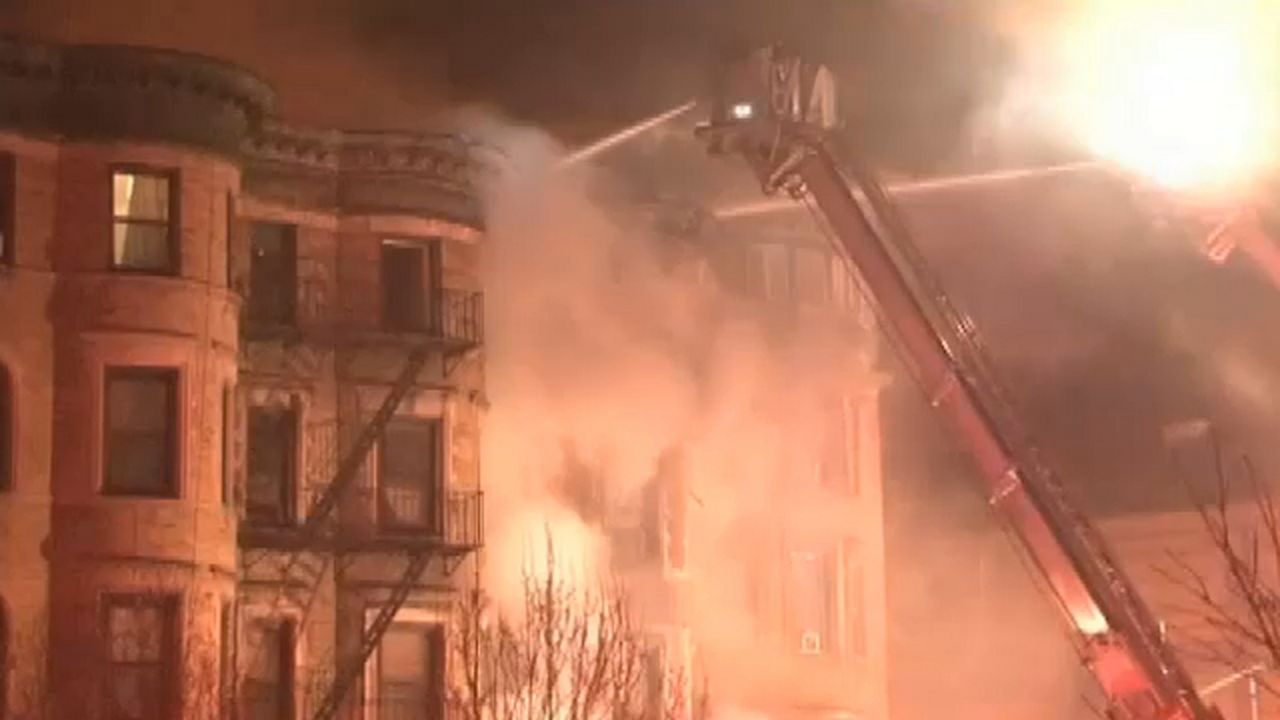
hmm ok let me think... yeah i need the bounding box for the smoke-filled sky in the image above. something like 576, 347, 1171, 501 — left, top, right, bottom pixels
0, 0, 1026, 168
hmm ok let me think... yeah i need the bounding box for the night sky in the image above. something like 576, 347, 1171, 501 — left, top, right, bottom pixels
4, 0, 1277, 508
0, 0, 1012, 168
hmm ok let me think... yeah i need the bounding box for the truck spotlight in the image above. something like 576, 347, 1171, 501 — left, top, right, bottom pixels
730, 102, 755, 120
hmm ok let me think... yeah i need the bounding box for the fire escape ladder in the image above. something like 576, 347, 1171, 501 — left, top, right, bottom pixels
300, 342, 434, 536
310, 551, 435, 720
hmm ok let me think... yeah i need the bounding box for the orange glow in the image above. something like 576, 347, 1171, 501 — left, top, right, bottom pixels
1039, 1, 1280, 192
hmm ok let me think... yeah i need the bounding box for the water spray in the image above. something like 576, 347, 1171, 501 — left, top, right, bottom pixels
560, 100, 698, 167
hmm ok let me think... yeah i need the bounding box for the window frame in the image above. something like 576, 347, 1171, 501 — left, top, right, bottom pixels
102, 367, 180, 499
376, 417, 442, 532
243, 617, 296, 720
375, 623, 445, 720
245, 403, 298, 527
109, 165, 180, 276
225, 191, 235, 290
380, 238, 442, 333
221, 386, 234, 507
100, 593, 179, 720
247, 221, 298, 329
0, 152, 15, 268
0, 596, 8, 720
0, 363, 11, 493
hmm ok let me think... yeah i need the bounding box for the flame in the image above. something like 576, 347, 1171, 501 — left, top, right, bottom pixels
1043, 0, 1280, 192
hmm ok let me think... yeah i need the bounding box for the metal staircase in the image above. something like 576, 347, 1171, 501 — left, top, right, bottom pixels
238, 288, 485, 720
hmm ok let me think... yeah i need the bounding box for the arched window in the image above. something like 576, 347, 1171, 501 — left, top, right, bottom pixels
0, 363, 10, 492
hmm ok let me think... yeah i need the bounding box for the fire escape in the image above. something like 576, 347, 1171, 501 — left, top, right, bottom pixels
238, 286, 485, 720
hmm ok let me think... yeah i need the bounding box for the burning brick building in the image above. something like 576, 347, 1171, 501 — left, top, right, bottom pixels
0, 37, 485, 719
0, 33, 891, 720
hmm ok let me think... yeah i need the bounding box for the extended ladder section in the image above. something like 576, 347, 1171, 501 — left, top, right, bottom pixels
697, 47, 1221, 720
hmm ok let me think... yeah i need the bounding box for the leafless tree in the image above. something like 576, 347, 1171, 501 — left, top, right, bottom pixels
1159, 425, 1280, 697
449, 535, 704, 720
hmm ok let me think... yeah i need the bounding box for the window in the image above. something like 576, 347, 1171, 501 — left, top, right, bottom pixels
0, 364, 10, 492
754, 243, 790, 302
787, 548, 835, 656
378, 625, 444, 720
219, 601, 235, 718
246, 405, 297, 526
111, 170, 176, 273
221, 387, 233, 507
818, 398, 855, 494
225, 192, 235, 289
0, 598, 7, 719
243, 619, 295, 720
793, 248, 831, 306
381, 239, 440, 332
846, 550, 866, 658
378, 418, 441, 531
103, 594, 177, 720
104, 369, 178, 497
0, 153, 14, 267
248, 222, 297, 328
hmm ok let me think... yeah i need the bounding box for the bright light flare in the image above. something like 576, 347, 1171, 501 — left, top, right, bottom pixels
1045, 1, 1280, 192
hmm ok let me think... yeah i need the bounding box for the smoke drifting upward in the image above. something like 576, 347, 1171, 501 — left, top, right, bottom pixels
471, 115, 881, 710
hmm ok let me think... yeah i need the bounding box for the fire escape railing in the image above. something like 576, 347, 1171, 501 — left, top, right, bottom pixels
238, 288, 484, 720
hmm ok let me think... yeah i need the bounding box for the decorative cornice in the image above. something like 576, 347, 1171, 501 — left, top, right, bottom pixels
0, 36, 275, 156
243, 122, 496, 228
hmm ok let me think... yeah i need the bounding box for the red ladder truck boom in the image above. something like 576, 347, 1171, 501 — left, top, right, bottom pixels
696, 45, 1221, 720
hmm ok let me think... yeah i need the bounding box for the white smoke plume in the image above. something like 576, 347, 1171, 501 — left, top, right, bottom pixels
469, 115, 882, 713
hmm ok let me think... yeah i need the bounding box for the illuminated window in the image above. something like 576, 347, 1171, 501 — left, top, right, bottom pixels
111, 170, 176, 273
246, 405, 297, 526
248, 222, 297, 329
102, 594, 177, 720
378, 418, 441, 531
378, 625, 444, 720
381, 239, 441, 332
104, 368, 178, 497
0, 152, 14, 267
243, 618, 295, 720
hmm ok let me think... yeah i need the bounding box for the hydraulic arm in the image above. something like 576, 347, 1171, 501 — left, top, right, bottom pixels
697, 46, 1221, 720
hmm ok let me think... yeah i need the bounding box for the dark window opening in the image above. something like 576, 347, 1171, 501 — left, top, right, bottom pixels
246, 405, 297, 526
243, 619, 295, 720
0, 153, 14, 267
111, 170, 177, 274
225, 192, 235, 290
221, 387, 233, 507
248, 222, 297, 328
378, 418, 440, 531
381, 240, 440, 332
103, 594, 177, 720
0, 364, 10, 492
219, 601, 235, 718
378, 625, 445, 720
0, 599, 7, 720
104, 369, 178, 497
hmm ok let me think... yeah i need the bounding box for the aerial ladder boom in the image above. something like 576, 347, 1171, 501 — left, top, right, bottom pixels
697, 46, 1221, 720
